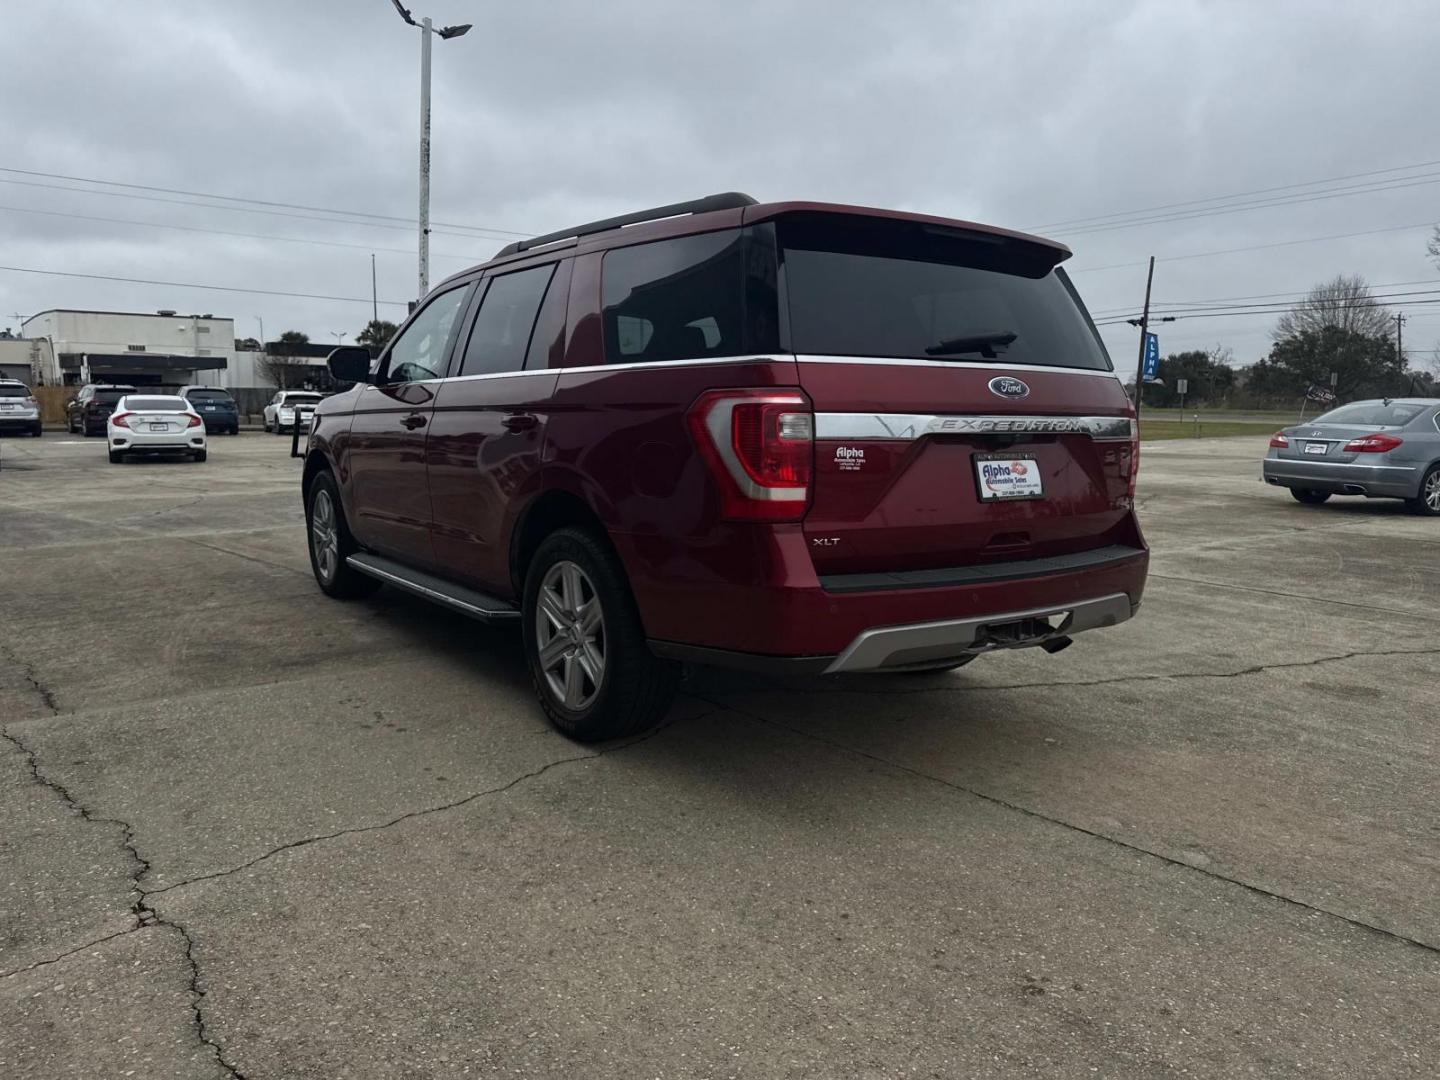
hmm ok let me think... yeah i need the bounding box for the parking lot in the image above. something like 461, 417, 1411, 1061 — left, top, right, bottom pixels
2, 431, 1437, 1078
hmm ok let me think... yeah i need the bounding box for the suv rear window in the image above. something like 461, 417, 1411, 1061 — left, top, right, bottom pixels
125, 397, 187, 411
777, 214, 1111, 371
0, 385, 29, 397
186, 389, 233, 402
1313, 402, 1426, 427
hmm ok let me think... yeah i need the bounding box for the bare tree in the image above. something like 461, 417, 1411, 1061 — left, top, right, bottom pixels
1274, 274, 1393, 341
1427, 225, 1440, 269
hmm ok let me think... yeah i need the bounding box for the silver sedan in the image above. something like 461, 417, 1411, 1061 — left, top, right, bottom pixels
1263, 398, 1440, 515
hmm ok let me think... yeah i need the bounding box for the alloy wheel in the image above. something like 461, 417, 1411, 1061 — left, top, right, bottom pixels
535, 560, 606, 711
310, 489, 339, 582
1427, 470, 1440, 512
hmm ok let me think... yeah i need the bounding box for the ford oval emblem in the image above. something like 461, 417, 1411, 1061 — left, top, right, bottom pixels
988, 376, 1030, 400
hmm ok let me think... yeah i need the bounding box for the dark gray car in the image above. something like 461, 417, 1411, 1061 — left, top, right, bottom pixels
1262, 398, 1440, 515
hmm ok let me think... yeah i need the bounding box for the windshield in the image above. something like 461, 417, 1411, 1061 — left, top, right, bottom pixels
778, 214, 1111, 370
124, 396, 187, 412
1312, 402, 1427, 427
0, 385, 30, 397
187, 389, 234, 402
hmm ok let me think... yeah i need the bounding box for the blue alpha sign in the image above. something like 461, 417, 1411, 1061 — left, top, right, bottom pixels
1142, 333, 1160, 380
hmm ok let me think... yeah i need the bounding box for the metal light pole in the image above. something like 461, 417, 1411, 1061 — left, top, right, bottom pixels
390, 2, 471, 300
254, 316, 265, 348
332, 332, 348, 345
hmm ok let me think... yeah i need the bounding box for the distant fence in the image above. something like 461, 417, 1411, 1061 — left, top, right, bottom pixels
33, 386, 70, 424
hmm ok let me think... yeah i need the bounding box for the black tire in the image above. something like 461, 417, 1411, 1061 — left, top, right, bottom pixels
108, 449, 123, 464
193, 450, 207, 463
68, 415, 77, 434
1290, 488, 1331, 505
522, 528, 679, 742
273, 422, 285, 436
1406, 464, 1440, 517
31, 425, 42, 438
306, 469, 381, 599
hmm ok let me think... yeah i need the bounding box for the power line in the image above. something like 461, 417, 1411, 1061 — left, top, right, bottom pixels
1088, 279, 1440, 316
0, 263, 409, 307
0, 203, 487, 261
0, 176, 517, 244
1068, 220, 1437, 275
1051, 172, 1440, 238
1027, 156, 1440, 232
0, 165, 532, 238
1093, 295, 1440, 327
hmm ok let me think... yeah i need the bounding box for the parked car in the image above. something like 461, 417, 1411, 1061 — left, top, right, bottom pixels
66, 383, 136, 436
1263, 398, 1440, 515
263, 390, 323, 434
106, 394, 207, 463
177, 385, 240, 435
301, 193, 1148, 741
0, 379, 43, 437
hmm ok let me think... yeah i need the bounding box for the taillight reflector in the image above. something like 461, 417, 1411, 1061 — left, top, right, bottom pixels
1269, 433, 1290, 449
187, 414, 203, 428
1343, 433, 1403, 453
111, 412, 133, 429
687, 389, 813, 521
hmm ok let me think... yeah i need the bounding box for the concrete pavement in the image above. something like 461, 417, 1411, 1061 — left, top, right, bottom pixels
1, 432, 1437, 1078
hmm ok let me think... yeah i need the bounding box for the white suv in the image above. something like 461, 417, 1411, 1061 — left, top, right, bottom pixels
263, 390, 324, 434
0, 379, 43, 437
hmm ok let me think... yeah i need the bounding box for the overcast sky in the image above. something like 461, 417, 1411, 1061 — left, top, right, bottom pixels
2, 0, 1437, 368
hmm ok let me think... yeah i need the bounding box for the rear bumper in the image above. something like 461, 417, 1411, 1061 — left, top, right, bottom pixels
111, 431, 206, 450
1262, 457, 1418, 498
0, 413, 40, 429
623, 526, 1148, 667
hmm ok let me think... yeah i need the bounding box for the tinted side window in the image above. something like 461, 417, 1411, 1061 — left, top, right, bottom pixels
385, 284, 470, 384
601, 230, 745, 364
459, 264, 555, 377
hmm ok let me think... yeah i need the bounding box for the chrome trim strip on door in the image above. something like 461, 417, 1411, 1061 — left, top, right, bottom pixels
814, 414, 1136, 441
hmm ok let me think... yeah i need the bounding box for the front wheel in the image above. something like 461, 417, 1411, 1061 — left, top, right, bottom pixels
522, 529, 679, 742
306, 471, 381, 599
1290, 488, 1331, 505
1407, 465, 1440, 516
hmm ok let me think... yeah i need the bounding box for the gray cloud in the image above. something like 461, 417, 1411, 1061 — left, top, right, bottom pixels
2, 0, 1437, 362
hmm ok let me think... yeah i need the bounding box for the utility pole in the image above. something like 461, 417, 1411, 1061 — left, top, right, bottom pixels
417, 15, 432, 299
390, 3, 471, 301
1396, 311, 1406, 367
371, 254, 379, 324
1132, 256, 1155, 424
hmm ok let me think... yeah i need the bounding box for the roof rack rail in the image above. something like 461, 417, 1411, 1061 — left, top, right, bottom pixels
493, 191, 757, 258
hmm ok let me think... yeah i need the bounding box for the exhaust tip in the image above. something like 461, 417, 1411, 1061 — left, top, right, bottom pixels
1041, 636, 1073, 655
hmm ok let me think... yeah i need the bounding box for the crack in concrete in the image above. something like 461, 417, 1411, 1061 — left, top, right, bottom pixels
1145, 571, 1440, 623
0, 642, 60, 715
1, 702, 696, 1078
151, 712, 694, 898
696, 695, 1440, 959
744, 645, 1440, 698
1, 723, 247, 1077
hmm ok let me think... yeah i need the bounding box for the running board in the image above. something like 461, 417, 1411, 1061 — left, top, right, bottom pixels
346, 553, 520, 621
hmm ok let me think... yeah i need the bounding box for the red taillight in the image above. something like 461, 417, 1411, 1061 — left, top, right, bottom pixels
1126, 436, 1140, 500
111, 412, 132, 429
1269, 433, 1290, 449
687, 389, 813, 521
1343, 433, 1403, 453
187, 414, 203, 428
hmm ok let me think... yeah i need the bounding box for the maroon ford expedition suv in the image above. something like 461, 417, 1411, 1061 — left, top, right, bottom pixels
302, 193, 1147, 741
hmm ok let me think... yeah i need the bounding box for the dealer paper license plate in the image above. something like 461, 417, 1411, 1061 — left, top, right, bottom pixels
975, 454, 1043, 501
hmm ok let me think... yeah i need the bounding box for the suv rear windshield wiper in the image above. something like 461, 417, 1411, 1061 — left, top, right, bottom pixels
924, 331, 1018, 358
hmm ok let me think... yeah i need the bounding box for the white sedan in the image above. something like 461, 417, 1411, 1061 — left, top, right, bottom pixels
107, 394, 207, 464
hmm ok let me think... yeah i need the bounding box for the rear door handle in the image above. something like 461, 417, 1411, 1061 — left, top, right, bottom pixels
401, 413, 427, 430
502, 413, 538, 432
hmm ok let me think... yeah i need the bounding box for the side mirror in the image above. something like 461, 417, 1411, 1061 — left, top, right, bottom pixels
327, 345, 373, 385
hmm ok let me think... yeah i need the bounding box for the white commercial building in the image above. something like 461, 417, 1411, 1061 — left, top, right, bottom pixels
20, 309, 250, 389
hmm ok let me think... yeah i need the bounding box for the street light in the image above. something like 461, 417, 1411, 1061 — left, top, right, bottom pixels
332, 332, 347, 345
389, 1, 472, 300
